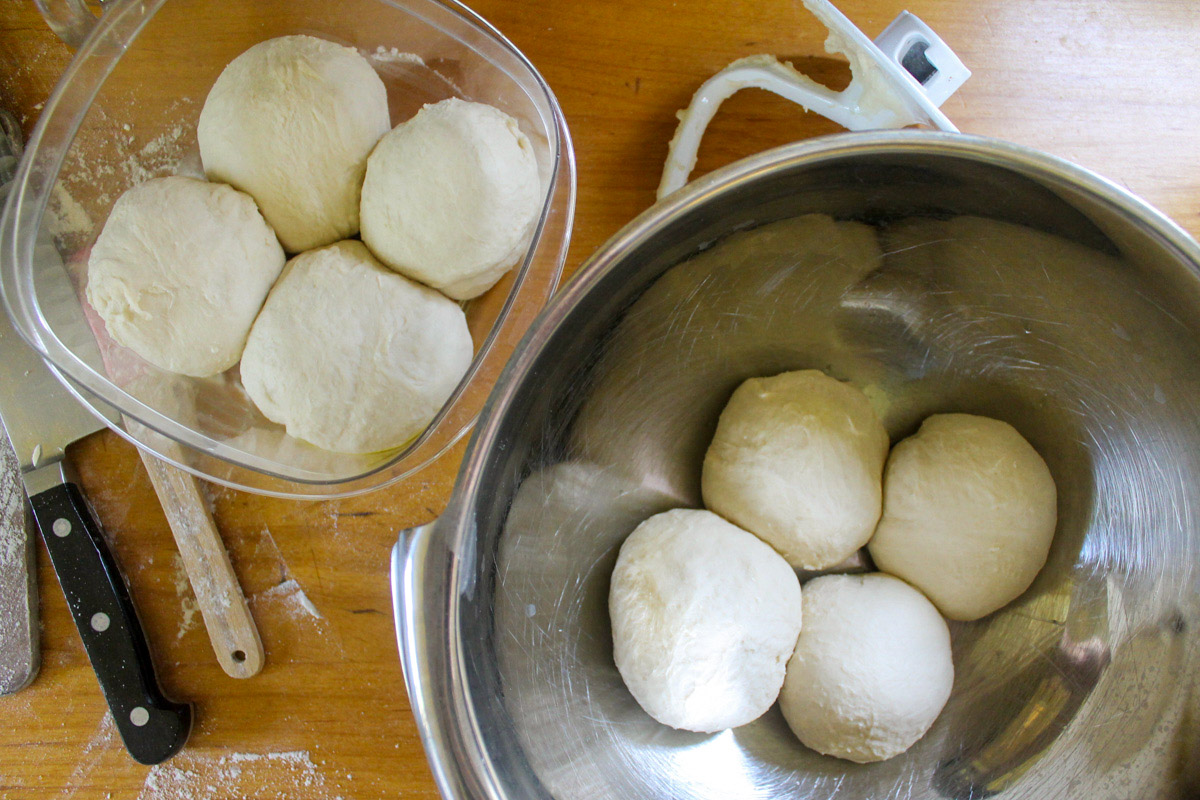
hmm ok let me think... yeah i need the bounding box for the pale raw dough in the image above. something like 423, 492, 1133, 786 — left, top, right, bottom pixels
360, 98, 541, 300
86, 176, 285, 377
239, 240, 472, 453
609, 508, 803, 733
779, 573, 953, 763
701, 369, 889, 569
868, 413, 1058, 621
198, 34, 389, 253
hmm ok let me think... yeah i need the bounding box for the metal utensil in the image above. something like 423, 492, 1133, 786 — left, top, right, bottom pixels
391, 132, 1200, 798
0, 332, 192, 764
0, 211, 190, 763
0, 417, 37, 695
0, 107, 39, 697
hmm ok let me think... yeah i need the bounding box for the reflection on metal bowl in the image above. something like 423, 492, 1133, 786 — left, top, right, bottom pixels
393, 131, 1200, 800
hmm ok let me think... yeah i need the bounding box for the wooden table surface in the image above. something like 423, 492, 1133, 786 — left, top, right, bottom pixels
1, 0, 1199, 797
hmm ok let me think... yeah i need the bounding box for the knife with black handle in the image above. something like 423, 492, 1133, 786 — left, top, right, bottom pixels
25, 462, 192, 764
0, 200, 192, 763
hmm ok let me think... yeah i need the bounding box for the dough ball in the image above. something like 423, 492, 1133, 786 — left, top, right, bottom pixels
360, 98, 541, 300
779, 573, 953, 763
868, 413, 1058, 621
86, 176, 285, 377
701, 369, 889, 569
198, 35, 389, 253
609, 508, 803, 733
239, 240, 472, 453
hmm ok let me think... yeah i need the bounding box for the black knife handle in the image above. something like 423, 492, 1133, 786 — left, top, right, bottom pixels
30, 482, 192, 765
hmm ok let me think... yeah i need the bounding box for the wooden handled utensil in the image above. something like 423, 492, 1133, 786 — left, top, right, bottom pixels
139, 450, 264, 679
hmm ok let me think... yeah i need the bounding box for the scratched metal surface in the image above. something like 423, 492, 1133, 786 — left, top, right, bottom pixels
0, 420, 37, 695
415, 133, 1200, 799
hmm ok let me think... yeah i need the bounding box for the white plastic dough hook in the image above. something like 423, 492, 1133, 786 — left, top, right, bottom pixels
658, 0, 970, 199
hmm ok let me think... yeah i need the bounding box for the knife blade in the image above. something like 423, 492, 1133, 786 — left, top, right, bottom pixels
0, 107, 39, 697
0, 413, 37, 695
0, 221, 191, 764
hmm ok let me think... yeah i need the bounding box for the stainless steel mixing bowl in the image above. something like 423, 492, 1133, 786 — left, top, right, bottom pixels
392, 130, 1200, 799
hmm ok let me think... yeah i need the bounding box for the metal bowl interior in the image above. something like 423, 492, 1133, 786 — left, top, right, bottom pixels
1, 0, 574, 498
401, 131, 1200, 799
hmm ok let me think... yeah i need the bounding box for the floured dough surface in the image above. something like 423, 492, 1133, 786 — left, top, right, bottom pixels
701, 369, 889, 569
609, 508, 803, 733
239, 240, 472, 453
360, 98, 541, 300
779, 573, 953, 763
198, 34, 389, 253
86, 176, 285, 377
868, 413, 1058, 620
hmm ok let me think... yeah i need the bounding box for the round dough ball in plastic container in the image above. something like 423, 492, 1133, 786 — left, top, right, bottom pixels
779, 573, 953, 763
701, 369, 889, 569
239, 240, 472, 454
608, 508, 803, 733
868, 413, 1058, 621
198, 34, 389, 253
86, 175, 285, 378
360, 98, 542, 300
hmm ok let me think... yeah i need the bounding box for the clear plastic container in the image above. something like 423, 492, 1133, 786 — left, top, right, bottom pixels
1, 0, 575, 498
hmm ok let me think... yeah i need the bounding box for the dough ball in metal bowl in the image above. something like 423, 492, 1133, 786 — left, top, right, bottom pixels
609, 508, 803, 733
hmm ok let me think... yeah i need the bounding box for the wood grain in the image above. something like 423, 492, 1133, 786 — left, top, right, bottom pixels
0, 0, 1198, 797
138, 450, 264, 680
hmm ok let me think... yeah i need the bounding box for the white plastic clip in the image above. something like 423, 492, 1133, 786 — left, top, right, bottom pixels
873, 11, 971, 107
657, 0, 969, 199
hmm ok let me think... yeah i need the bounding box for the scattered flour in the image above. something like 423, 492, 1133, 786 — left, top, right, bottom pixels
47, 98, 200, 248
363, 45, 463, 98
256, 578, 324, 621
366, 46, 425, 67
197, 481, 223, 514
60, 714, 118, 799
243, 526, 317, 618
245, 526, 325, 621
116, 122, 194, 185
255, 524, 284, 561
176, 596, 201, 642
170, 553, 201, 642
45, 182, 93, 243
0, 41, 65, 128
138, 749, 346, 800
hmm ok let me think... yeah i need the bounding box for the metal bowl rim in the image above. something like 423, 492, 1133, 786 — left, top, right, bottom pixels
424, 128, 1200, 799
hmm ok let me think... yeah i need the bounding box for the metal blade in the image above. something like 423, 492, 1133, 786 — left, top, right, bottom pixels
0, 109, 39, 695
0, 410, 38, 695
0, 170, 111, 473
0, 307, 104, 472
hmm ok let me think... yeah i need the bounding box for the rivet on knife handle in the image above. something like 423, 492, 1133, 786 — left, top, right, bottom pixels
28, 472, 191, 765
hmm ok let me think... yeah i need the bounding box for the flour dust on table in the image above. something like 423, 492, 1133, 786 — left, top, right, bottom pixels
137, 749, 350, 800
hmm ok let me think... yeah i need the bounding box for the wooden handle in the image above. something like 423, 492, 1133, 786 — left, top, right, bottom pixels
138, 452, 264, 679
